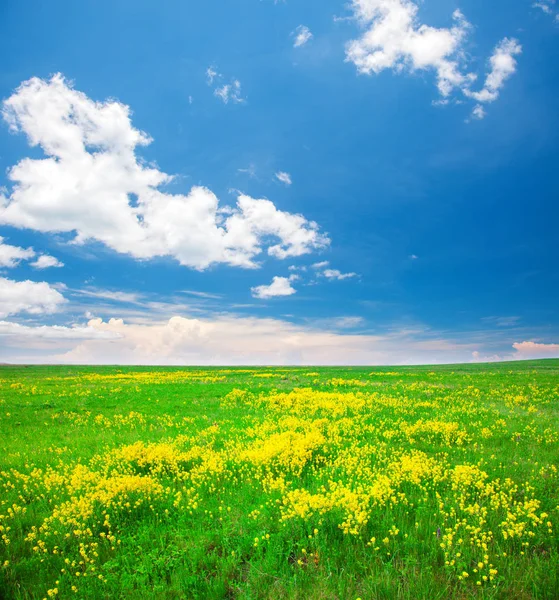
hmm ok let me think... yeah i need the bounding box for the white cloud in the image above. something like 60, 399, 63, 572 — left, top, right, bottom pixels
471, 104, 486, 120
331, 316, 364, 328
481, 316, 520, 327
512, 341, 559, 358
206, 66, 219, 85
293, 25, 313, 47
179, 290, 222, 299
0, 237, 62, 270
472, 339, 559, 363
206, 67, 245, 104
464, 38, 522, 104
533, 1, 556, 15
71, 288, 142, 304
226, 194, 329, 261
0, 236, 35, 268
312, 260, 329, 269
214, 80, 245, 104
322, 268, 357, 280
0, 320, 120, 340
30, 254, 64, 269
0, 75, 327, 271
0, 314, 476, 365
345, 1, 521, 117
251, 276, 297, 299
275, 171, 292, 186
470, 350, 504, 363
310, 260, 356, 280
0, 277, 67, 318
238, 164, 257, 178
346, 1, 475, 97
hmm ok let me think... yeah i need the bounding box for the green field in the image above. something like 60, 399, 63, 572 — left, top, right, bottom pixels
1, 360, 558, 599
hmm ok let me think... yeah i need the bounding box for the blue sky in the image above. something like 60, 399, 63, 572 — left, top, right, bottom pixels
0, 0, 557, 364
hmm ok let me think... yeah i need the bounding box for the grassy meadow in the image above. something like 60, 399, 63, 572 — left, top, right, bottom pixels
0, 360, 558, 599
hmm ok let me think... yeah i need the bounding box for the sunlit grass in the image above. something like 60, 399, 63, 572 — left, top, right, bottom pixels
1, 361, 558, 599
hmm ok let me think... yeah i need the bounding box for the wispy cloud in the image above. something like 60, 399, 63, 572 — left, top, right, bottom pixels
206, 66, 219, 85
238, 164, 257, 179
533, 0, 558, 19
293, 25, 313, 48
275, 171, 292, 186
331, 316, 364, 328
481, 316, 521, 328
0, 320, 121, 340
71, 288, 143, 304
214, 80, 245, 104
206, 66, 245, 104
179, 290, 222, 300
471, 104, 486, 120
322, 268, 357, 281
312, 261, 329, 269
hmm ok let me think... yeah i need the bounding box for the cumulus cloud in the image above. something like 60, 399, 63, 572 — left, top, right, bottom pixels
512, 341, 559, 358
472, 340, 559, 363
470, 350, 504, 363
275, 171, 292, 186
464, 38, 522, 104
0, 314, 475, 365
251, 276, 297, 299
30, 254, 64, 269
0, 75, 327, 270
293, 25, 313, 47
0, 277, 67, 318
0, 236, 35, 268
346, 1, 475, 97
345, 0, 521, 117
